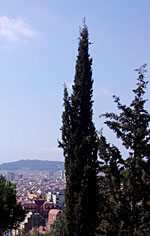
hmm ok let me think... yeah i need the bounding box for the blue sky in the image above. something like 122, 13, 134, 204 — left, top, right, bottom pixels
0, 0, 150, 163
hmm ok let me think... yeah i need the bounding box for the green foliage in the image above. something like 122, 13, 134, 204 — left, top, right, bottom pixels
31, 228, 41, 236
50, 213, 66, 236
17, 229, 28, 236
59, 23, 98, 236
0, 175, 25, 233
98, 65, 150, 235
27, 214, 66, 236
27, 228, 42, 236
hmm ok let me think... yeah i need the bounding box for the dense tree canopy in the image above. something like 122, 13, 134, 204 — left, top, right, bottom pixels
97, 65, 150, 235
0, 175, 25, 234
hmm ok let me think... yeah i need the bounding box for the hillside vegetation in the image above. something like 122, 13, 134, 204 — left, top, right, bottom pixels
0, 160, 64, 171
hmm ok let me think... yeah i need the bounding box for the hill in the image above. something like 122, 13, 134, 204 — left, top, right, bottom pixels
0, 159, 64, 171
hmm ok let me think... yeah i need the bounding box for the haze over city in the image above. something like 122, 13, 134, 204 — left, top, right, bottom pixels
0, 0, 150, 163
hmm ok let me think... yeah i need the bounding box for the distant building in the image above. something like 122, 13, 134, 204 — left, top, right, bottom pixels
31, 209, 63, 234
14, 212, 45, 235
6, 172, 15, 181
47, 209, 62, 230
46, 192, 53, 202
55, 170, 65, 179
27, 193, 38, 199
46, 191, 65, 209
52, 192, 65, 208
49, 170, 55, 177
20, 198, 54, 217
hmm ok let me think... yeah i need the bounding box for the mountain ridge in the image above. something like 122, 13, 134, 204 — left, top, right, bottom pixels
0, 159, 64, 171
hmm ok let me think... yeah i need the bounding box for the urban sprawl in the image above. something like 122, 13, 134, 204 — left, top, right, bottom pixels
0, 170, 65, 234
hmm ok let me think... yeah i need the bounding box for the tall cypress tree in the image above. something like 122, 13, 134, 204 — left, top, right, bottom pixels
98, 65, 150, 235
59, 24, 98, 236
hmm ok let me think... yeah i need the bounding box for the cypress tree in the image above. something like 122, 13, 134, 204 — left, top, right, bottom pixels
97, 135, 124, 236
98, 65, 150, 235
59, 24, 98, 236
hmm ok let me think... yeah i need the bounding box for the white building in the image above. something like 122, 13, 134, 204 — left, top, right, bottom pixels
46, 191, 65, 209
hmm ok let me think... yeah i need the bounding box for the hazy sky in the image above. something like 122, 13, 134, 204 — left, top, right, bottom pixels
0, 0, 150, 163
